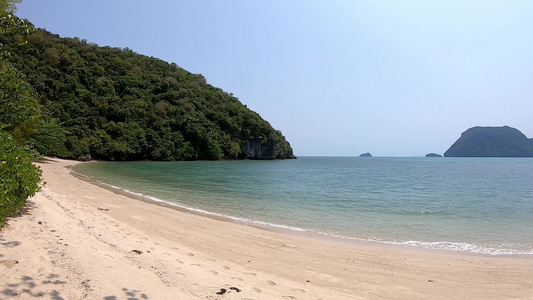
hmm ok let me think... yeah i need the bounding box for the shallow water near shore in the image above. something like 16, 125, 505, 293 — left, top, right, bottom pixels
74, 157, 533, 255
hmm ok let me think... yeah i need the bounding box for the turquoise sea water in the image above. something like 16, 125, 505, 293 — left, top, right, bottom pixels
74, 157, 533, 255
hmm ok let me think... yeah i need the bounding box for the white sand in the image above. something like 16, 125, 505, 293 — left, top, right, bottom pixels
1, 157, 532, 299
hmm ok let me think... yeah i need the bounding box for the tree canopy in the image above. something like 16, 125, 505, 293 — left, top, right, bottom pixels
0, 0, 42, 226
0, 0, 21, 14
2, 27, 295, 161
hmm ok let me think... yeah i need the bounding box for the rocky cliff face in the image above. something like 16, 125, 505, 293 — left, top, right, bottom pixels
444, 126, 533, 157
242, 137, 296, 160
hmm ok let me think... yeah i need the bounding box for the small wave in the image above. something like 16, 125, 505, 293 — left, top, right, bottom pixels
389, 240, 533, 256
418, 210, 442, 215
296, 232, 533, 256
395, 209, 448, 216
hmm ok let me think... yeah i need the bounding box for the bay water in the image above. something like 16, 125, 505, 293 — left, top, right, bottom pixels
73, 157, 533, 255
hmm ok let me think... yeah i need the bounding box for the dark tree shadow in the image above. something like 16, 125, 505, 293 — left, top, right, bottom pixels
1, 199, 37, 226
104, 288, 149, 300
0, 239, 20, 248
37, 157, 57, 164
1, 274, 66, 300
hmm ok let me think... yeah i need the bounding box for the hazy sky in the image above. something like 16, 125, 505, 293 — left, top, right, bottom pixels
16, 1, 533, 156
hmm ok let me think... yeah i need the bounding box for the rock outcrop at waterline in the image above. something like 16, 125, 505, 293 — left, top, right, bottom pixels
242, 137, 296, 159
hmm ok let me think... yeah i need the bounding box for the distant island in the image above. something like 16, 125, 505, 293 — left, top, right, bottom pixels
359, 152, 372, 157
425, 153, 442, 157
444, 126, 533, 157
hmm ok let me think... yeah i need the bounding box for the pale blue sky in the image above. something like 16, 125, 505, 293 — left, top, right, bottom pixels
17, 1, 533, 156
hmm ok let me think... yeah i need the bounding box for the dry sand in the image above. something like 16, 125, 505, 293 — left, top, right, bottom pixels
1, 157, 532, 299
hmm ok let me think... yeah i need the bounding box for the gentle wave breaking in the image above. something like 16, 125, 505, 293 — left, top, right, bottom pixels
394, 240, 533, 256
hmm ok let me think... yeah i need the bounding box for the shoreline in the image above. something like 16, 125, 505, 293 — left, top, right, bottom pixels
70, 161, 532, 257
1, 157, 532, 299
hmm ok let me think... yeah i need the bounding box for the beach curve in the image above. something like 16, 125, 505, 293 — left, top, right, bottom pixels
1, 157, 532, 299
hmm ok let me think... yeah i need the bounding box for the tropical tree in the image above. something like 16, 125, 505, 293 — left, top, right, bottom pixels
0, 0, 42, 226
0, 0, 20, 13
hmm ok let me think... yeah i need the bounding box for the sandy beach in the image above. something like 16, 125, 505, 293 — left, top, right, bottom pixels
1, 158, 532, 299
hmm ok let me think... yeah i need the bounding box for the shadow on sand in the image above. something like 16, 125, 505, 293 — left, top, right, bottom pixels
104, 288, 149, 300
1, 275, 150, 300
1, 273, 66, 300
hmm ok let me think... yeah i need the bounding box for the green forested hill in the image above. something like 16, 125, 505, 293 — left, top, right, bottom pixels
2, 28, 295, 160
444, 126, 533, 157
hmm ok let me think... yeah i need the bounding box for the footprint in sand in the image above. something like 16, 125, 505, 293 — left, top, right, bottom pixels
231, 277, 244, 282
222, 266, 230, 270
292, 288, 306, 293
0, 259, 19, 269
176, 272, 187, 277
282, 296, 296, 300
176, 259, 184, 264
267, 280, 276, 286
206, 258, 217, 262
1, 241, 20, 248
211, 270, 219, 275
253, 287, 262, 293
191, 264, 201, 267
245, 272, 257, 276
187, 253, 194, 257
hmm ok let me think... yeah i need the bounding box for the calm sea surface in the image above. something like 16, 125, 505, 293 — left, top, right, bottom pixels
74, 157, 533, 255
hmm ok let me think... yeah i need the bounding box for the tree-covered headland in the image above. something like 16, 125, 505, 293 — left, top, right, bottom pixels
1, 21, 295, 161
444, 126, 533, 157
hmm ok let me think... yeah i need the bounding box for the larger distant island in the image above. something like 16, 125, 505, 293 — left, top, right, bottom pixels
2, 27, 295, 161
444, 126, 533, 157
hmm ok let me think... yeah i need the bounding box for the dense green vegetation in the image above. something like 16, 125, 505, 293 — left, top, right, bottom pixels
0, 131, 42, 225
1, 26, 295, 161
444, 126, 533, 157
1, 0, 42, 226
